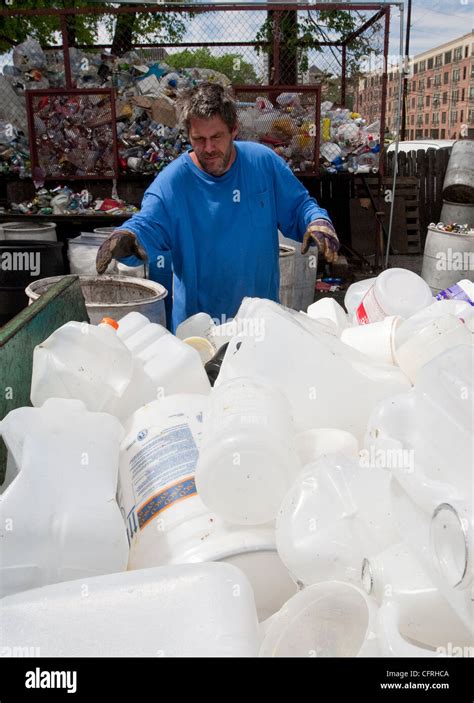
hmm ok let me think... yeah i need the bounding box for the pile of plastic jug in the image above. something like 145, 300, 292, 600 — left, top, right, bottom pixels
0, 268, 472, 658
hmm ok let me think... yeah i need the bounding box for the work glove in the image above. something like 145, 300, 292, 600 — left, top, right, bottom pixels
301, 219, 340, 264
96, 229, 147, 275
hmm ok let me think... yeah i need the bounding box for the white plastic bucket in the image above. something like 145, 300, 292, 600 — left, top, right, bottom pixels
355, 269, 433, 325
259, 581, 379, 657
340, 315, 402, 365
0, 221, 57, 242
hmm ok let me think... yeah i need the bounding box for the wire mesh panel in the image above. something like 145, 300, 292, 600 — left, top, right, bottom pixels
0, 3, 393, 180
26, 89, 119, 179
233, 85, 321, 175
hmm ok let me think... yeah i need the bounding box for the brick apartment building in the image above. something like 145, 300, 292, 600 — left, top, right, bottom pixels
354, 31, 474, 140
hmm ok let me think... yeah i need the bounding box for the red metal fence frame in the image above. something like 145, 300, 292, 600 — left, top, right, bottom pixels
25, 88, 120, 180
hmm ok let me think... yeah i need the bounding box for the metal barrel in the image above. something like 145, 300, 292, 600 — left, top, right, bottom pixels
440, 201, 474, 227
421, 226, 474, 293
442, 139, 474, 204
279, 244, 295, 308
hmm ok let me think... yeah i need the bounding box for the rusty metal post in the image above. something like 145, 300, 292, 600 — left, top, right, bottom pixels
60, 13, 74, 88
341, 44, 347, 105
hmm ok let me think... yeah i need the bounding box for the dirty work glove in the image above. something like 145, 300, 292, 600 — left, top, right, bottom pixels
301, 219, 340, 264
96, 229, 147, 275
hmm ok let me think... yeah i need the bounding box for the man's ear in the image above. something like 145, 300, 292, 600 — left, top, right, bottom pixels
231, 123, 238, 139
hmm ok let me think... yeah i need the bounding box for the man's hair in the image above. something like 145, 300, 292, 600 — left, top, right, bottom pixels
177, 82, 237, 133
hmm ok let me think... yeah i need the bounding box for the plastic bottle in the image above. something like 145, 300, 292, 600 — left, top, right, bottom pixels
436, 279, 474, 305
275, 454, 398, 587
31, 318, 134, 413
0, 398, 127, 598
355, 268, 433, 325
0, 563, 260, 657
362, 543, 471, 654
195, 376, 301, 525
344, 277, 376, 316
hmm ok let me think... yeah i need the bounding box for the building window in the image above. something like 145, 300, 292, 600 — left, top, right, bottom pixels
411, 114, 414, 125
426, 95, 430, 107
443, 92, 448, 105
419, 60, 426, 72
452, 89, 459, 104
470, 86, 474, 100
471, 63, 474, 78
441, 129, 445, 138
432, 112, 439, 125
425, 113, 429, 124
469, 110, 474, 124
465, 46, 469, 58
453, 68, 460, 82
427, 77, 431, 88
463, 66, 467, 80
443, 72, 449, 85
462, 88, 465, 101
419, 78, 425, 91
435, 74, 442, 87
411, 97, 415, 108
414, 62, 418, 74
435, 54, 442, 68
454, 46, 463, 61
442, 112, 447, 124
433, 93, 440, 107
444, 51, 452, 64
461, 110, 464, 122
450, 110, 458, 124
427, 57, 434, 70
418, 96, 424, 108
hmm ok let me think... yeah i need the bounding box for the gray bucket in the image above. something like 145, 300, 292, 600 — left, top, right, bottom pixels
421, 226, 474, 293
25, 274, 167, 326
442, 140, 474, 204
279, 244, 295, 308
279, 232, 317, 311
440, 201, 474, 228
0, 221, 57, 242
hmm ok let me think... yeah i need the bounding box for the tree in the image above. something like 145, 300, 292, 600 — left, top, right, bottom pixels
0, 1, 186, 55
165, 47, 257, 83
255, 8, 379, 88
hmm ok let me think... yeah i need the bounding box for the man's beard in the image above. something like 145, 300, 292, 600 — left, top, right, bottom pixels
196, 141, 234, 176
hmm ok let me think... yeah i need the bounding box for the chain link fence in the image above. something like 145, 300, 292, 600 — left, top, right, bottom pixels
0, 3, 389, 182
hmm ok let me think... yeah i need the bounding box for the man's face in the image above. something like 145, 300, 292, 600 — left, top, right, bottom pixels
188, 115, 238, 176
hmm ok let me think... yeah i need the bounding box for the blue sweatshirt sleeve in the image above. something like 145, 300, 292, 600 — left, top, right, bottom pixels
271, 152, 332, 244
114, 187, 172, 266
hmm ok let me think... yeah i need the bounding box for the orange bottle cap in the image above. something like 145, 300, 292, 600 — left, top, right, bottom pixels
100, 317, 119, 330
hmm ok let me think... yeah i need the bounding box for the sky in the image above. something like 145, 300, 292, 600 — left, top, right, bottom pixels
389, 0, 473, 57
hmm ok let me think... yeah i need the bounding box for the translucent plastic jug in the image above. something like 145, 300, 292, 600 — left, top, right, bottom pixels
355, 269, 433, 325
196, 376, 301, 525
115, 312, 211, 421
259, 581, 379, 657
118, 393, 297, 621
275, 454, 398, 587
364, 345, 472, 629
306, 298, 349, 334
344, 277, 376, 317
0, 563, 260, 657
362, 542, 472, 655
31, 319, 133, 413
217, 297, 411, 440
394, 314, 472, 383
0, 398, 127, 598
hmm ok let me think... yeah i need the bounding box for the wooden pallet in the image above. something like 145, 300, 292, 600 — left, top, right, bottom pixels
354, 176, 422, 255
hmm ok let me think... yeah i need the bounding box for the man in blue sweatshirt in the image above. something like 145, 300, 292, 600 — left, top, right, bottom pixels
97, 83, 339, 331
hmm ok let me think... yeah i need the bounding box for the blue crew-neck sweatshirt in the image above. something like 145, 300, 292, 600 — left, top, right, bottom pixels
119, 141, 331, 331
